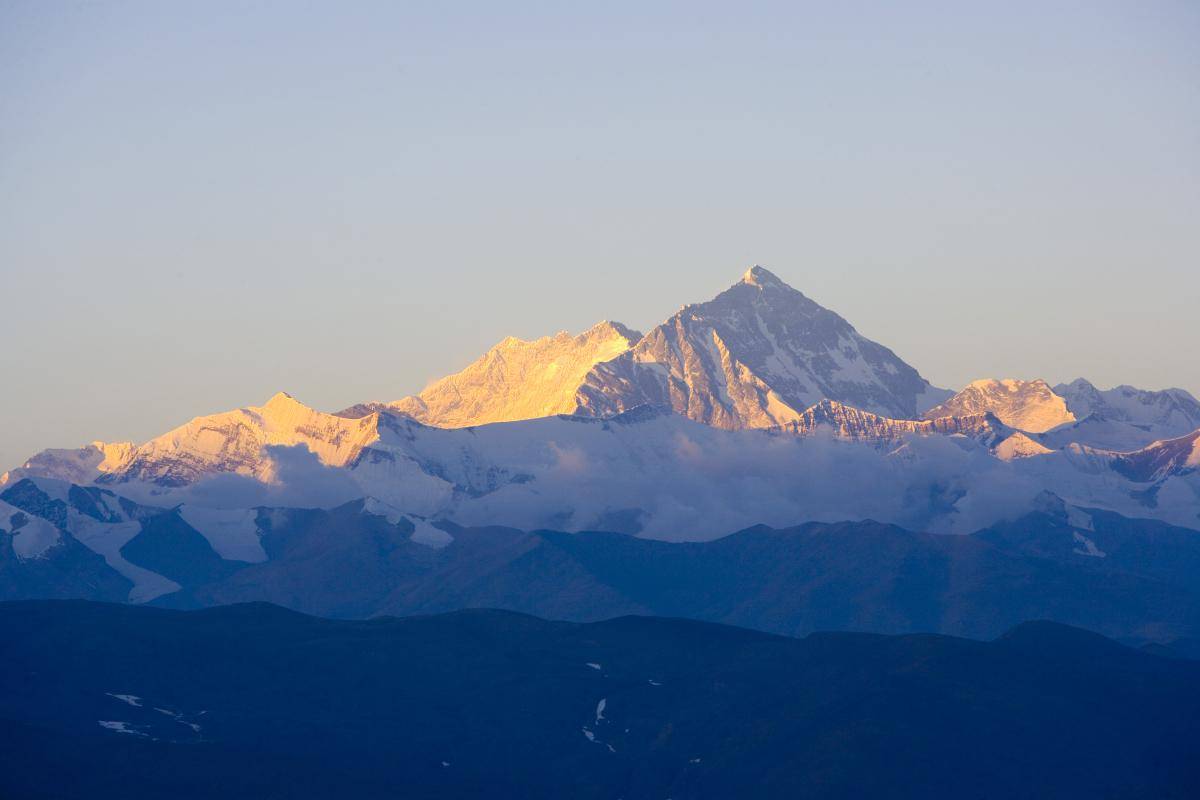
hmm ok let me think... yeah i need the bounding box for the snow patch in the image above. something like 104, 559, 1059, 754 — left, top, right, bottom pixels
1072, 531, 1106, 558
363, 496, 406, 525
363, 499, 453, 548
1066, 506, 1094, 531
98, 721, 146, 737
178, 505, 267, 563
1, 500, 61, 560
71, 516, 180, 602
409, 516, 453, 548
155, 707, 202, 733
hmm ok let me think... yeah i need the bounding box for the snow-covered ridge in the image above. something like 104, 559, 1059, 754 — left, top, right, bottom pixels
1055, 378, 1200, 426
922, 377, 1200, 451
13, 391, 1041, 496
1111, 429, 1200, 483
771, 399, 1019, 450
1044, 379, 1200, 450
2, 441, 135, 488
99, 392, 379, 487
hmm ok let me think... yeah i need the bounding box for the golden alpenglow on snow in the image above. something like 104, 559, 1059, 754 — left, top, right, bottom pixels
923, 379, 1076, 433
389, 321, 642, 427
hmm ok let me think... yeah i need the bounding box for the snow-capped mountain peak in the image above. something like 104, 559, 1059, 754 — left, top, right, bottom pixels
923, 378, 1076, 434
16, 393, 386, 489
1, 440, 135, 488
386, 320, 642, 427
739, 264, 787, 289
328, 266, 950, 432
575, 266, 951, 426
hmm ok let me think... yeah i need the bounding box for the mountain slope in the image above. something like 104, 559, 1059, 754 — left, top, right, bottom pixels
0, 497, 132, 603
923, 378, 1075, 433
575, 266, 949, 427
384, 321, 642, 427
1, 601, 1197, 800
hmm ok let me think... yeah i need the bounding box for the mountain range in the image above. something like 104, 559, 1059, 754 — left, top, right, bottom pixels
1, 266, 1198, 643
367, 266, 950, 428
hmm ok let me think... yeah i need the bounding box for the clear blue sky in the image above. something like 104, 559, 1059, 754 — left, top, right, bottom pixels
2, 1, 1198, 469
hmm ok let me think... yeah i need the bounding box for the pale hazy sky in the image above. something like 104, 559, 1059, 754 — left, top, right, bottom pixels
2, 1, 1198, 470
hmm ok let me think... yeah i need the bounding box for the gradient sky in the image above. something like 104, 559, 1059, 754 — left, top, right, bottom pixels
2, 1, 1198, 470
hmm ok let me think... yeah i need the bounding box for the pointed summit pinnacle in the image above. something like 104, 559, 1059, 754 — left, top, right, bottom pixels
740, 264, 784, 289
263, 391, 304, 413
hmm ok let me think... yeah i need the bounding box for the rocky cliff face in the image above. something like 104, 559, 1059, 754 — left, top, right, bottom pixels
923, 379, 1076, 433
574, 266, 949, 427
387, 321, 641, 427
771, 399, 1013, 448
1111, 429, 1200, 483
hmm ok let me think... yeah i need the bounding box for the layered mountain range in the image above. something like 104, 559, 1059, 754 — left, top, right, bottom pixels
2, 266, 1198, 634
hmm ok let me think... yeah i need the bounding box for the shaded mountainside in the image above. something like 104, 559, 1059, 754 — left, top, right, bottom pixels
1110, 429, 1200, 483
133, 503, 1200, 645
1, 600, 1198, 800
3, 474, 1200, 645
